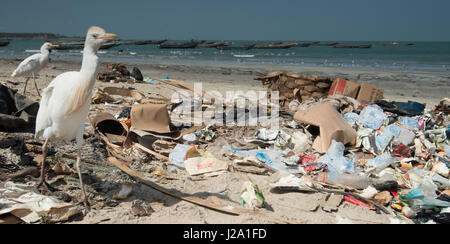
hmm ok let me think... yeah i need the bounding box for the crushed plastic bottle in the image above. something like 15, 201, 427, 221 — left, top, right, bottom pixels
358, 104, 387, 130
399, 117, 420, 130
318, 140, 355, 174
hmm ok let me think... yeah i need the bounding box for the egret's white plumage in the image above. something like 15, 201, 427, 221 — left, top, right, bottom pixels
12, 42, 57, 95
35, 26, 117, 207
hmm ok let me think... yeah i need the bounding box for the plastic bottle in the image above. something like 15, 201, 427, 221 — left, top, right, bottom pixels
316, 172, 381, 190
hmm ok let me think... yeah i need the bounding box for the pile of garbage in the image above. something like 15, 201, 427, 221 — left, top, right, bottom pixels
1, 69, 449, 224
91, 73, 449, 223
97, 63, 144, 83
256, 72, 333, 109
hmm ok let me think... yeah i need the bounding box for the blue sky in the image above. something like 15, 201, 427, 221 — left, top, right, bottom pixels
1, 0, 449, 41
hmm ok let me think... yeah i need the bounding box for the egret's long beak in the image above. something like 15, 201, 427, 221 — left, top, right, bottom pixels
100, 33, 118, 40
50, 44, 60, 49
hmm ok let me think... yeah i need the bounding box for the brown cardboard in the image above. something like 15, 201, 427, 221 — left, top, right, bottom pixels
356, 83, 384, 104
329, 78, 360, 98
293, 103, 357, 153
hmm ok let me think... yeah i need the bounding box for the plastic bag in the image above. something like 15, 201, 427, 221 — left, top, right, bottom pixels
168, 144, 194, 168
358, 105, 387, 130
365, 153, 395, 170
399, 117, 420, 130
318, 140, 355, 174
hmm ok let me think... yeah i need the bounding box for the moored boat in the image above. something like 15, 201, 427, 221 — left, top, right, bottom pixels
334, 44, 373, 49
253, 42, 298, 49
54, 41, 119, 50
159, 41, 198, 49
216, 44, 255, 50
0, 41, 10, 47
198, 41, 228, 48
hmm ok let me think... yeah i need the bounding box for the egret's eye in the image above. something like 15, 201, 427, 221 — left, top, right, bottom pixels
92, 34, 99, 39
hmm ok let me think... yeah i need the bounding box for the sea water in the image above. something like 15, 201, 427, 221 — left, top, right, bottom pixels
1, 39, 450, 71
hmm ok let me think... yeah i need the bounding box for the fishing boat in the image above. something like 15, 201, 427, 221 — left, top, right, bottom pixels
317, 42, 339, 46
0, 41, 10, 47
197, 41, 228, 48
134, 39, 167, 45
216, 44, 255, 50
54, 41, 120, 50
334, 44, 373, 49
253, 42, 298, 49
158, 41, 198, 49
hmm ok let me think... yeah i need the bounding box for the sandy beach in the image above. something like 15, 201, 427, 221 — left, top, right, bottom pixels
0, 56, 448, 224
1, 57, 449, 106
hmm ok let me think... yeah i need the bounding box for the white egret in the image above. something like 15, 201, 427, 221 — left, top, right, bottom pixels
35, 27, 117, 207
12, 42, 58, 96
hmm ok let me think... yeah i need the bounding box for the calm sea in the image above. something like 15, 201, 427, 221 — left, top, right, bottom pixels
1, 39, 450, 71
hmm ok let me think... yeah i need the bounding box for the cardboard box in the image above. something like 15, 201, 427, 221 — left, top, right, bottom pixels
357, 84, 384, 104
329, 78, 384, 105
329, 78, 360, 98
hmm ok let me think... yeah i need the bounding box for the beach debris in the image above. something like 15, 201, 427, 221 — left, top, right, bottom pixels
131, 67, 143, 82
329, 78, 384, 104
131, 200, 154, 217
294, 103, 357, 153
240, 181, 264, 209
102, 86, 145, 102
184, 156, 229, 177
256, 72, 334, 109
433, 98, 450, 114
0, 84, 39, 130
112, 184, 133, 200
0, 181, 81, 224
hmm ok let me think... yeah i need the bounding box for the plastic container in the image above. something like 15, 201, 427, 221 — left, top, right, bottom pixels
358, 104, 387, 130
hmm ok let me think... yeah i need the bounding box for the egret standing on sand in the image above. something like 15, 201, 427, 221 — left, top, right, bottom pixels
12, 42, 58, 96
35, 27, 117, 207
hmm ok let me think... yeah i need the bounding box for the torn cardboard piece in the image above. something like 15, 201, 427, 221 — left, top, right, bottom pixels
294, 103, 357, 153
184, 156, 229, 177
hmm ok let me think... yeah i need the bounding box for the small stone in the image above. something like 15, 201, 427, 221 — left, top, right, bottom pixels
373, 191, 393, 206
